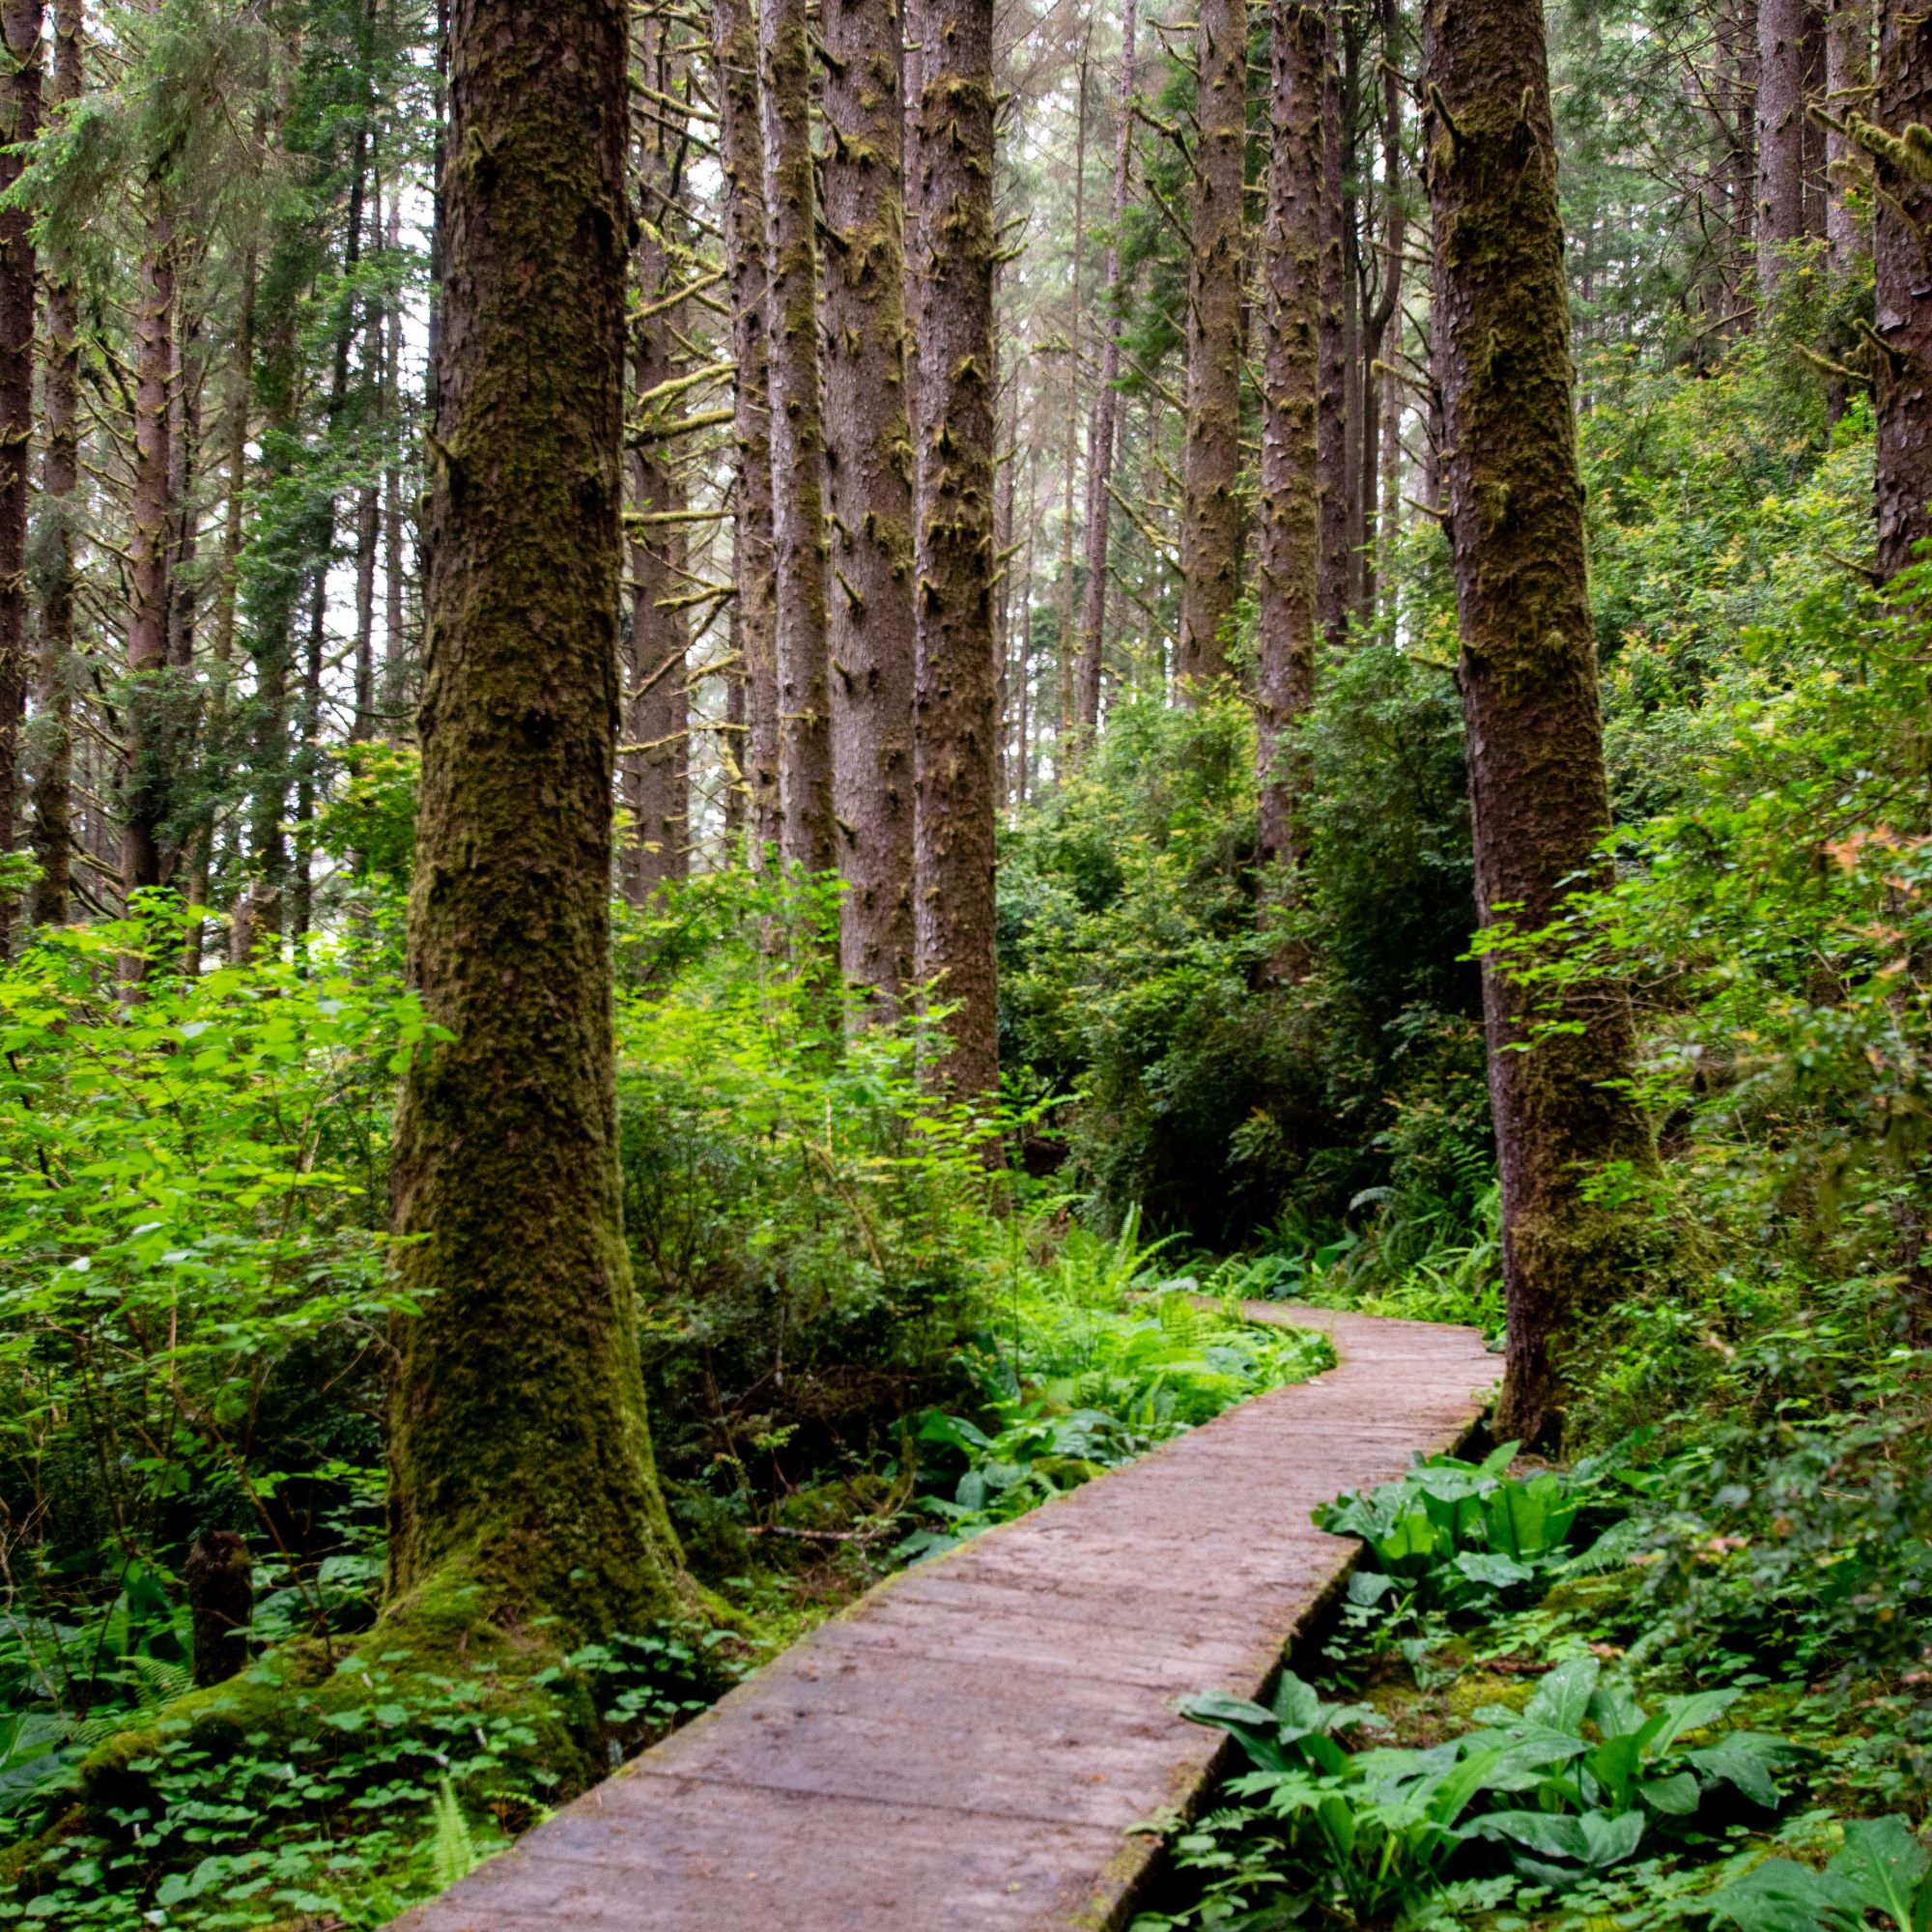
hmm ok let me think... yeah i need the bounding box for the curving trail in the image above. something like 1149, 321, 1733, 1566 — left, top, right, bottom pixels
389, 1305, 1495, 1932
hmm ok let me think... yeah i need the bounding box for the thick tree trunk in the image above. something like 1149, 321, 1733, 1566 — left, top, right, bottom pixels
911, 0, 1000, 1101
1757, 0, 1808, 295
123, 210, 174, 904
624, 27, 691, 902
0, 0, 39, 948
1423, 0, 1654, 1445
387, 0, 685, 1637
27, 0, 71, 929
759, 0, 836, 879
1077, 0, 1138, 741
1256, 0, 1323, 892
1824, 0, 1870, 271
712, 0, 778, 858
1873, 0, 1932, 579
1317, 5, 1350, 646
1178, 0, 1247, 692
821, 0, 917, 1006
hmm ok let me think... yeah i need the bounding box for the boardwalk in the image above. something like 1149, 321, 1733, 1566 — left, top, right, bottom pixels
390, 1306, 1494, 1932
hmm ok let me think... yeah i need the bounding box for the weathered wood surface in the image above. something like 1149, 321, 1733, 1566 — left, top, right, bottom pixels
389, 1305, 1494, 1931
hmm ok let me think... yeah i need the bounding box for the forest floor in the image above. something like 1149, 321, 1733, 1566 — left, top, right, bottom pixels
385, 1309, 1495, 1931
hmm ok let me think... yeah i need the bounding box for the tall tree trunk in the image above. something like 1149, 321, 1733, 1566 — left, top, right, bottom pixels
1423, 0, 1654, 1445
292, 123, 370, 944
760, 0, 836, 880
188, 244, 253, 967
911, 0, 999, 1099
1178, 0, 1247, 691
624, 23, 691, 902
1801, 2, 1830, 237
387, 0, 686, 1637
1057, 41, 1090, 753
382, 191, 408, 737
353, 177, 382, 744
1360, 5, 1404, 622
1255, 0, 1323, 892
1824, 0, 1871, 272
1077, 0, 1138, 740
1872, 0, 1932, 579
822, 0, 917, 1006
28, 0, 71, 930
1317, 4, 1349, 645
1757, 0, 1808, 296
0, 0, 39, 949
1340, 14, 1366, 617
123, 206, 174, 905
712, 0, 778, 857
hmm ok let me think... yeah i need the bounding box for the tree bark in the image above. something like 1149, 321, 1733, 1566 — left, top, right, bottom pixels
0, 0, 39, 948
911, 0, 999, 1101
1757, 0, 1808, 295
382, 190, 408, 736
1423, 0, 1654, 1445
1056, 42, 1090, 754
1873, 0, 1932, 580
27, 0, 72, 929
624, 23, 691, 902
1317, 4, 1350, 646
388, 0, 685, 1636
822, 0, 917, 1006
1256, 0, 1323, 891
712, 0, 778, 857
1178, 0, 1247, 692
1359, 1, 1404, 623
1823, 0, 1870, 272
1077, 0, 1138, 741
759, 0, 836, 879
123, 208, 174, 904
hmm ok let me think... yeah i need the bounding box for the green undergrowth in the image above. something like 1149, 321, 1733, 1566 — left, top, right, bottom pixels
0, 881, 1343, 1928
1129, 1407, 1931, 1932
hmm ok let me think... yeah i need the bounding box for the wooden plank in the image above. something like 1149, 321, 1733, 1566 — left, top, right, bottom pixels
388, 1305, 1495, 1932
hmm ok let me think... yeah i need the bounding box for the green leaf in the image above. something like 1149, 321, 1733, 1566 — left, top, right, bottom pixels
1709, 1860, 1867, 1932
1686, 1732, 1792, 1808
1830, 1817, 1931, 1932
1524, 1656, 1600, 1737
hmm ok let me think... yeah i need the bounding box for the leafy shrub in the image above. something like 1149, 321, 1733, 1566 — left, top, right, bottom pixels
1157, 1656, 1797, 1929
1318, 1443, 1592, 1630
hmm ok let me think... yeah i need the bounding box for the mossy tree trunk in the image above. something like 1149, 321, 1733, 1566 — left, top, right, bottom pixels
759, 0, 836, 880
713, 0, 779, 858
0, 0, 39, 948
1178, 0, 1246, 693
1255, 0, 1323, 893
910, 0, 1000, 1102
1872, 0, 1932, 581
387, 0, 686, 1639
27, 0, 71, 930
1423, 0, 1655, 1446
623, 17, 691, 901
822, 0, 917, 1008
1076, 0, 1138, 742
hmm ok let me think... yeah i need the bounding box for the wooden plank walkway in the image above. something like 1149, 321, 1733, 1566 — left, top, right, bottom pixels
390, 1305, 1495, 1932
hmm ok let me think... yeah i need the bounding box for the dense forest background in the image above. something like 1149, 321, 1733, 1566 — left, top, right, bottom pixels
0, 0, 1928, 1923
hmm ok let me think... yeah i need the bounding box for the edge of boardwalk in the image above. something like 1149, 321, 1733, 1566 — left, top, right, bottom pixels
387, 1302, 1496, 1932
